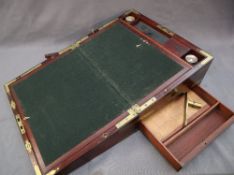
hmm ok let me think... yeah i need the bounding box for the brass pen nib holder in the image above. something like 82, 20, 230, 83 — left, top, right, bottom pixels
172, 85, 202, 127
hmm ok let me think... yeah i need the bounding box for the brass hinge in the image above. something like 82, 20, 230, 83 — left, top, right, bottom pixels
15, 114, 25, 134
134, 97, 157, 113
200, 50, 213, 65
46, 167, 60, 175
115, 107, 138, 129
116, 97, 157, 129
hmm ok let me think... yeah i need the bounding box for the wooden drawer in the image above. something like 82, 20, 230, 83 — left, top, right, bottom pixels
140, 83, 234, 170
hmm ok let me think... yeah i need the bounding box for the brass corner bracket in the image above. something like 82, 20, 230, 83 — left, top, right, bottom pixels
46, 167, 60, 175
4, 78, 17, 94
34, 165, 42, 175
34, 163, 59, 175
200, 50, 213, 65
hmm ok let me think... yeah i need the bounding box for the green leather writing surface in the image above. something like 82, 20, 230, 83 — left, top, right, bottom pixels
14, 50, 130, 165
79, 23, 181, 103
13, 22, 182, 165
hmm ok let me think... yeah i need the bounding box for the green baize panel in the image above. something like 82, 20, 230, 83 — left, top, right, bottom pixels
13, 23, 182, 165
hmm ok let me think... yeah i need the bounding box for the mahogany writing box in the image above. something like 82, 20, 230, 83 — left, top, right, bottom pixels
5, 10, 234, 174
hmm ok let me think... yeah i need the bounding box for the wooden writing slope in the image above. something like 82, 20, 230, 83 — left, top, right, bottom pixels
5, 10, 234, 174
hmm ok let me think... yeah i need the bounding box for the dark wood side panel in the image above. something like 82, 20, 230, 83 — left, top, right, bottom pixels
58, 121, 138, 175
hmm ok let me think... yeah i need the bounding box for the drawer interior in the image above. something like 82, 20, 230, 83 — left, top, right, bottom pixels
140, 85, 210, 142
139, 84, 234, 170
